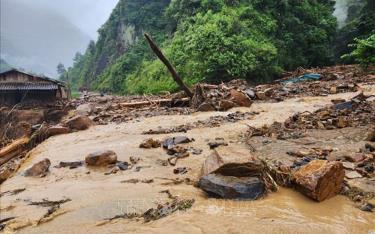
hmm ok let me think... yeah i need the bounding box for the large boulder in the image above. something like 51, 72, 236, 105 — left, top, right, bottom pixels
198, 174, 265, 199
201, 147, 264, 177
230, 89, 252, 107
85, 150, 117, 166
24, 158, 51, 177
293, 160, 344, 202
198, 146, 270, 200
65, 115, 93, 131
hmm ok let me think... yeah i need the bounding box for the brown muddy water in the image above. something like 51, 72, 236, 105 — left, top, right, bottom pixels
1, 89, 374, 234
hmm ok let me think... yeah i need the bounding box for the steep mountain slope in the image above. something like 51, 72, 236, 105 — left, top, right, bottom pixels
0, 0, 91, 77
68, 0, 339, 94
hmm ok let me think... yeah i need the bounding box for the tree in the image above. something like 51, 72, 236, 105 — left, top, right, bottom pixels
57, 63, 66, 77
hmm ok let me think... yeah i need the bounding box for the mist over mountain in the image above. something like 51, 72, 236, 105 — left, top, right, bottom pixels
0, 0, 118, 77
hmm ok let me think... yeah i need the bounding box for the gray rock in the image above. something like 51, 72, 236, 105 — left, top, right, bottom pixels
198, 174, 265, 200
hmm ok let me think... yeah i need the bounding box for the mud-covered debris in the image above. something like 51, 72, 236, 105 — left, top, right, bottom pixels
197, 102, 216, 112
143, 111, 258, 135
173, 167, 189, 175
358, 203, 374, 212
293, 160, 344, 201
188, 147, 203, 155
24, 158, 51, 177
0, 188, 25, 197
157, 177, 193, 186
0, 217, 16, 231
29, 198, 71, 207
55, 161, 83, 169
139, 138, 161, 149
162, 136, 193, 149
167, 145, 188, 156
85, 150, 117, 166
199, 174, 265, 199
121, 179, 154, 184
366, 129, 375, 142
64, 115, 93, 131
130, 157, 141, 165
143, 198, 195, 223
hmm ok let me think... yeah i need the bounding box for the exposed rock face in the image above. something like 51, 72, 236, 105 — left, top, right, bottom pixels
47, 125, 70, 137
201, 147, 264, 177
65, 115, 93, 131
230, 89, 252, 107
24, 158, 51, 177
85, 150, 117, 166
198, 174, 265, 199
293, 160, 345, 201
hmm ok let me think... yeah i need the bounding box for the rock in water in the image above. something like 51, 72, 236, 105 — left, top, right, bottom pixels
201, 147, 264, 177
293, 160, 344, 202
85, 150, 117, 166
47, 125, 70, 137
198, 174, 265, 199
65, 115, 93, 131
24, 159, 51, 177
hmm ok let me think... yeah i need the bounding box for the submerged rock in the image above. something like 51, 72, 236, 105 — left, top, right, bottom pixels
293, 160, 344, 202
85, 150, 117, 166
24, 159, 51, 177
198, 174, 265, 200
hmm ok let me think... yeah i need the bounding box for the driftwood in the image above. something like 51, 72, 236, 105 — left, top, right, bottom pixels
144, 33, 193, 98
120, 98, 190, 108
0, 137, 29, 166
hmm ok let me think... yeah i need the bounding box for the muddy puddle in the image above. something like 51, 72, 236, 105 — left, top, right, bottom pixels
1, 90, 374, 234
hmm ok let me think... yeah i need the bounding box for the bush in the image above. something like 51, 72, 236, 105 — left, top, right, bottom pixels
343, 34, 375, 69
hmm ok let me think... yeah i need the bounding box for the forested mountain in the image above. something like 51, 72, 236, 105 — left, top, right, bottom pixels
0, 0, 91, 77
67, 0, 374, 94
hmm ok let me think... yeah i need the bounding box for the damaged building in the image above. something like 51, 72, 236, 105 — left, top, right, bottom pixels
0, 68, 69, 106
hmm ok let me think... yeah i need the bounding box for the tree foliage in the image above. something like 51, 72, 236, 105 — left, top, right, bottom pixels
66, 0, 350, 94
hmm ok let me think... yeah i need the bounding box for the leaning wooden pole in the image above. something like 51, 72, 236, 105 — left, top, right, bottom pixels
144, 33, 193, 98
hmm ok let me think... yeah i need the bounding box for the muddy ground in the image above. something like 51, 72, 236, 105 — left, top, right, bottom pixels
1, 86, 374, 233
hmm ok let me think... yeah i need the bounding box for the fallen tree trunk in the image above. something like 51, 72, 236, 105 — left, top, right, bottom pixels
0, 137, 30, 166
144, 33, 193, 98
120, 98, 190, 108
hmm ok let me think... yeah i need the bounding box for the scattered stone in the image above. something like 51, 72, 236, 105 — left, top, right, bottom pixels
24, 159, 51, 177
198, 174, 265, 200
116, 161, 129, 171
346, 171, 363, 179
342, 162, 356, 170
188, 147, 203, 155
85, 150, 117, 166
28, 198, 71, 207
358, 203, 374, 212
162, 136, 192, 149
76, 103, 95, 116
208, 139, 228, 149
293, 160, 344, 201
365, 143, 375, 152
55, 161, 83, 169
139, 138, 161, 149
64, 115, 93, 131
344, 153, 365, 163
167, 146, 188, 156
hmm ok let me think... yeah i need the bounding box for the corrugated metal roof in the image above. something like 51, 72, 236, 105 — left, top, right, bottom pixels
0, 82, 58, 91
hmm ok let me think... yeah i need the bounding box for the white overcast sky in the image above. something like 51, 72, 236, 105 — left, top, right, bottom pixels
8, 0, 119, 39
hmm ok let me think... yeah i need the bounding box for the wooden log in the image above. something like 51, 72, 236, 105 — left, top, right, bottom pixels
0, 137, 29, 166
0, 137, 29, 158
144, 33, 193, 98
120, 98, 190, 108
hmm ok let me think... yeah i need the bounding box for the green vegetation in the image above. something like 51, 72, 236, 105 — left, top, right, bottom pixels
343, 34, 375, 69
64, 0, 373, 95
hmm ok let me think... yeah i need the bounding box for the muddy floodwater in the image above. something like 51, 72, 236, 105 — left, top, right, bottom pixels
1, 89, 375, 234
